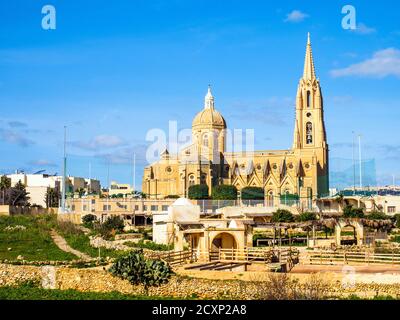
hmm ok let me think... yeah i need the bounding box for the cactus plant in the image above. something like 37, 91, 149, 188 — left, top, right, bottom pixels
109, 249, 173, 294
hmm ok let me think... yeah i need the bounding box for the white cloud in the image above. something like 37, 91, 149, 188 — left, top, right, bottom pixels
284, 10, 309, 23
330, 48, 400, 78
351, 23, 376, 35
0, 128, 34, 147
71, 134, 126, 150
29, 159, 57, 167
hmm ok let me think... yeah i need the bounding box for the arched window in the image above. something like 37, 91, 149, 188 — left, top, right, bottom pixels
306, 122, 313, 144
307, 91, 311, 108
267, 191, 274, 207
188, 174, 196, 186
202, 134, 209, 147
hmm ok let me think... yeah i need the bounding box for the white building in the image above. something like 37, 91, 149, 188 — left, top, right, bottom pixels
6, 172, 101, 208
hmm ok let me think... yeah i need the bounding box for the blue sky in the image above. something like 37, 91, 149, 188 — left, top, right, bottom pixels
0, 0, 399, 189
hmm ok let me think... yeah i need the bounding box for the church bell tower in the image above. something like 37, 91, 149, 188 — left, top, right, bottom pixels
293, 33, 329, 197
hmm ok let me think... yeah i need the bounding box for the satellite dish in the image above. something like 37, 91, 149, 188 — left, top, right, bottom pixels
34, 170, 46, 174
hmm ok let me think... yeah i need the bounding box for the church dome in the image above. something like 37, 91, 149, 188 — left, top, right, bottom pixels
192, 86, 227, 130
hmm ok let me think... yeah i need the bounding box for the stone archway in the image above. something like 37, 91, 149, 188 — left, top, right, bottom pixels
211, 232, 238, 251
335, 220, 364, 246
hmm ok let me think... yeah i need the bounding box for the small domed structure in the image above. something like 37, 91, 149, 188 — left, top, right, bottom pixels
172, 197, 194, 206
192, 86, 226, 130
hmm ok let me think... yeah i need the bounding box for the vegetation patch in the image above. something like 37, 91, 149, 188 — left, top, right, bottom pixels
110, 250, 173, 294
56, 220, 125, 259
0, 215, 76, 261
0, 284, 174, 300
124, 240, 173, 251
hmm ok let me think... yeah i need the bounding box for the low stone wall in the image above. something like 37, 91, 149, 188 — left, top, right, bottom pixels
57, 213, 83, 224
1, 263, 400, 299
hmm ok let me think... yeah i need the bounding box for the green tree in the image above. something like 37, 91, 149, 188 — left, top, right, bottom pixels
211, 185, 237, 200
297, 212, 317, 222
8, 180, 30, 206
76, 188, 86, 197
82, 214, 97, 228
97, 215, 125, 239
241, 187, 264, 200
343, 205, 364, 218
272, 209, 294, 222
109, 250, 173, 294
394, 214, 400, 228
188, 184, 209, 200
366, 211, 388, 220
45, 187, 60, 208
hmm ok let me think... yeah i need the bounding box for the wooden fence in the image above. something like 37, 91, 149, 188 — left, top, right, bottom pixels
303, 250, 400, 265
148, 250, 197, 266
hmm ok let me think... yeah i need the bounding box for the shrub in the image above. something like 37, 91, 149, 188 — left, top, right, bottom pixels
57, 220, 82, 236
241, 187, 264, 200
297, 212, 317, 222
188, 184, 209, 200
95, 216, 125, 239
164, 195, 179, 199
82, 214, 97, 228
393, 214, 400, 228
343, 205, 364, 218
211, 185, 237, 200
272, 209, 294, 222
109, 250, 173, 294
366, 211, 387, 220
125, 240, 173, 251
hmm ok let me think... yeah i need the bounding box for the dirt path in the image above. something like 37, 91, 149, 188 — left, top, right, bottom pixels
50, 230, 92, 261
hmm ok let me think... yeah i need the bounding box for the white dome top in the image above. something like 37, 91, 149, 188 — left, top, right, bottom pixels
172, 197, 194, 206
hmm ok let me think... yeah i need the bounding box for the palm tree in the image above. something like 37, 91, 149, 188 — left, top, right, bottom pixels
45, 187, 60, 208
0, 175, 11, 205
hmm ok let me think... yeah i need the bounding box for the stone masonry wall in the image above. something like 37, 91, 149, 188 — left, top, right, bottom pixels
1, 264, 400, 299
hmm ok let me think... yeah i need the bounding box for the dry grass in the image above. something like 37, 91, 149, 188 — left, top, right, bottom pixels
248, 272, 330, 300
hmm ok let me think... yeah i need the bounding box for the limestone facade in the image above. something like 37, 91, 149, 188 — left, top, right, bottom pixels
143, 34, 329, 207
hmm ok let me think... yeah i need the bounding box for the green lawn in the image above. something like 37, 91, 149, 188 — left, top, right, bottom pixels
0, 215, 77, 261
0, 285, 174, 300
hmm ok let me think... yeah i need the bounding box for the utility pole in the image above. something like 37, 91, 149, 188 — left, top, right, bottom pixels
358, 135, 362, 190
88, 162, 92, 194
133, 153, 136, 194
352, 131, 356, 195
107, 159, 110, 211
61, 126, 67, 213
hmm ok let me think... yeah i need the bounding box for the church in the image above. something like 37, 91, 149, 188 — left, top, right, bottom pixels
142, 34, 329, 207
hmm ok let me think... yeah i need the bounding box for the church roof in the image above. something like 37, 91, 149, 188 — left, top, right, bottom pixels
192, 86, 226, 129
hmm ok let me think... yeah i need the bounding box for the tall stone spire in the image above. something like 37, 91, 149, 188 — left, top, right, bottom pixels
204, 85, 215, 109
303, 32, 316, 80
